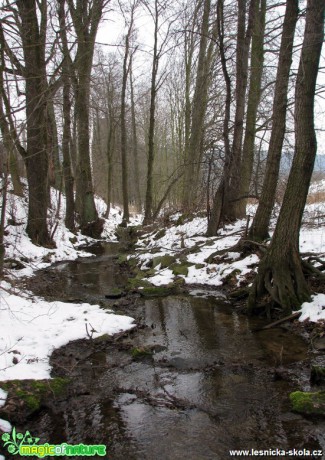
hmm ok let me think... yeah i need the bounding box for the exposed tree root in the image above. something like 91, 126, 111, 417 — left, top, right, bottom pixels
247, 249, 311, 317
205, 238, 267, 263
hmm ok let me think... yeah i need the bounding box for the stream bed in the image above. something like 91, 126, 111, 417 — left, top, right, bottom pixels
15, 243, 325, 459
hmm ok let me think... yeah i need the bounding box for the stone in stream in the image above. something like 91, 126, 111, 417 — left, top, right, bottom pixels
105, 288, 124, 299
290, 391, 325, 416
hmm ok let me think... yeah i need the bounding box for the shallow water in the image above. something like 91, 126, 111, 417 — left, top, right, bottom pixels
24, 244, 325, 459
98, 296, 322, 459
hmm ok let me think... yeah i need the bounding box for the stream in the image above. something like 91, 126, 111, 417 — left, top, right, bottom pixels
17, 243, 325, 458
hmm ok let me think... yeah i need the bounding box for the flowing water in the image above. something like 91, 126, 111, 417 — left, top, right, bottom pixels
23, 244, 325, 459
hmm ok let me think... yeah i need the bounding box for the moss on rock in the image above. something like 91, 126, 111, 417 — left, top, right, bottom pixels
127, 277, 153, 290
195, 263, 205, 269
171, 263, 193, 277
290, 391, 325, 416
152, 254, 176, 269
131, 347, 153, 359
2, 378, 70, 413
105, 288, 124, 299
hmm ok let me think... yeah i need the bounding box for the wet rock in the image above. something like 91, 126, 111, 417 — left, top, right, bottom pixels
0, 378, 70, 422
311, 366, 325, 385
313, 337, 325, 351
131, 347, 153, 360
105, 288, 124, 299
290, 391, 325, 416
4, 258, 26, 270
139, 286, 173, 297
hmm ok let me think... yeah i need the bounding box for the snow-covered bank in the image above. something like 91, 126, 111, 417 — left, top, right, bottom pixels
4, 185, 141, 278
0, 281, 135, 381
133, 211, 325, 323
1, 184, 139, 385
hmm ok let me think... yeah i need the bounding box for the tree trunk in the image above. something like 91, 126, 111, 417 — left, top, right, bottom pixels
182, 0, 211, 210
248, 0, 324, 315
17, 0, 53, 246
66, 0, 105, 235
58, 0, 75, 231
236, 0, 266, 218
225, 0, 256, 221
206, 0, 231, 236
248, 0, 298, 242
120, 21, 133, 223
130, 58, 142, 212
75, 60, 98, 226
143, 0, 159, 225
47, 98, 62, 191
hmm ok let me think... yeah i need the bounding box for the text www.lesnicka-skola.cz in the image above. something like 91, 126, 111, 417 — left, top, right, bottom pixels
229, 448, 323, 457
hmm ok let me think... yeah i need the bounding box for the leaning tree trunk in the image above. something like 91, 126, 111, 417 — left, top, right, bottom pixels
248, 0, 325, 316
248, 0, 298, 242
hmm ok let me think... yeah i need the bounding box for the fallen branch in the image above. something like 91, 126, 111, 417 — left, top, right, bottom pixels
255, 311, 301, 331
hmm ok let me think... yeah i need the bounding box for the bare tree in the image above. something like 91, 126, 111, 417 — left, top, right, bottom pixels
248, 0, 325, 315
248, 0, 299, 242
66, 0, 109, 235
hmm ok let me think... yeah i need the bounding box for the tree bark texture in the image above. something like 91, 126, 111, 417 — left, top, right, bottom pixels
143, 0, 159, 225
248, 0, 299, 242
58, 0, 75, 231
225, 0, 256, 221
182, 0, 211, 210
206, 0, 231, 236
236, 0, 266, 218
17, 0, 53, 246
67, 0, 104, 230
248, 0, 324, 315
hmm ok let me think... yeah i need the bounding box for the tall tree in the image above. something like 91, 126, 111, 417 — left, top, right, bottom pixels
120, 1, 137, 223
236, 0, 266, 218
143, 0, 172, 224
207, 0, 256, 234
206, 0, 232, 236
248, 0, 299, 242
13, 0, 54, 246
58, 0, 75, 231
66, 0, 109, 234
225, 0, 256, 221
182, 0, 214, 210
248, 0, 325, 315
129, 53, 142, 211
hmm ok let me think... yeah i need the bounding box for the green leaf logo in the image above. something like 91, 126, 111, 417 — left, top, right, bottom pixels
1, 427, 40, 455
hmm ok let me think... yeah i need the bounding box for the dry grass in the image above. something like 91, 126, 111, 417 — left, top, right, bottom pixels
307, 191, 325, 204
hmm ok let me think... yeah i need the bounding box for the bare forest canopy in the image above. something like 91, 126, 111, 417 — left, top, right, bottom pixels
0, 0, 324, 315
